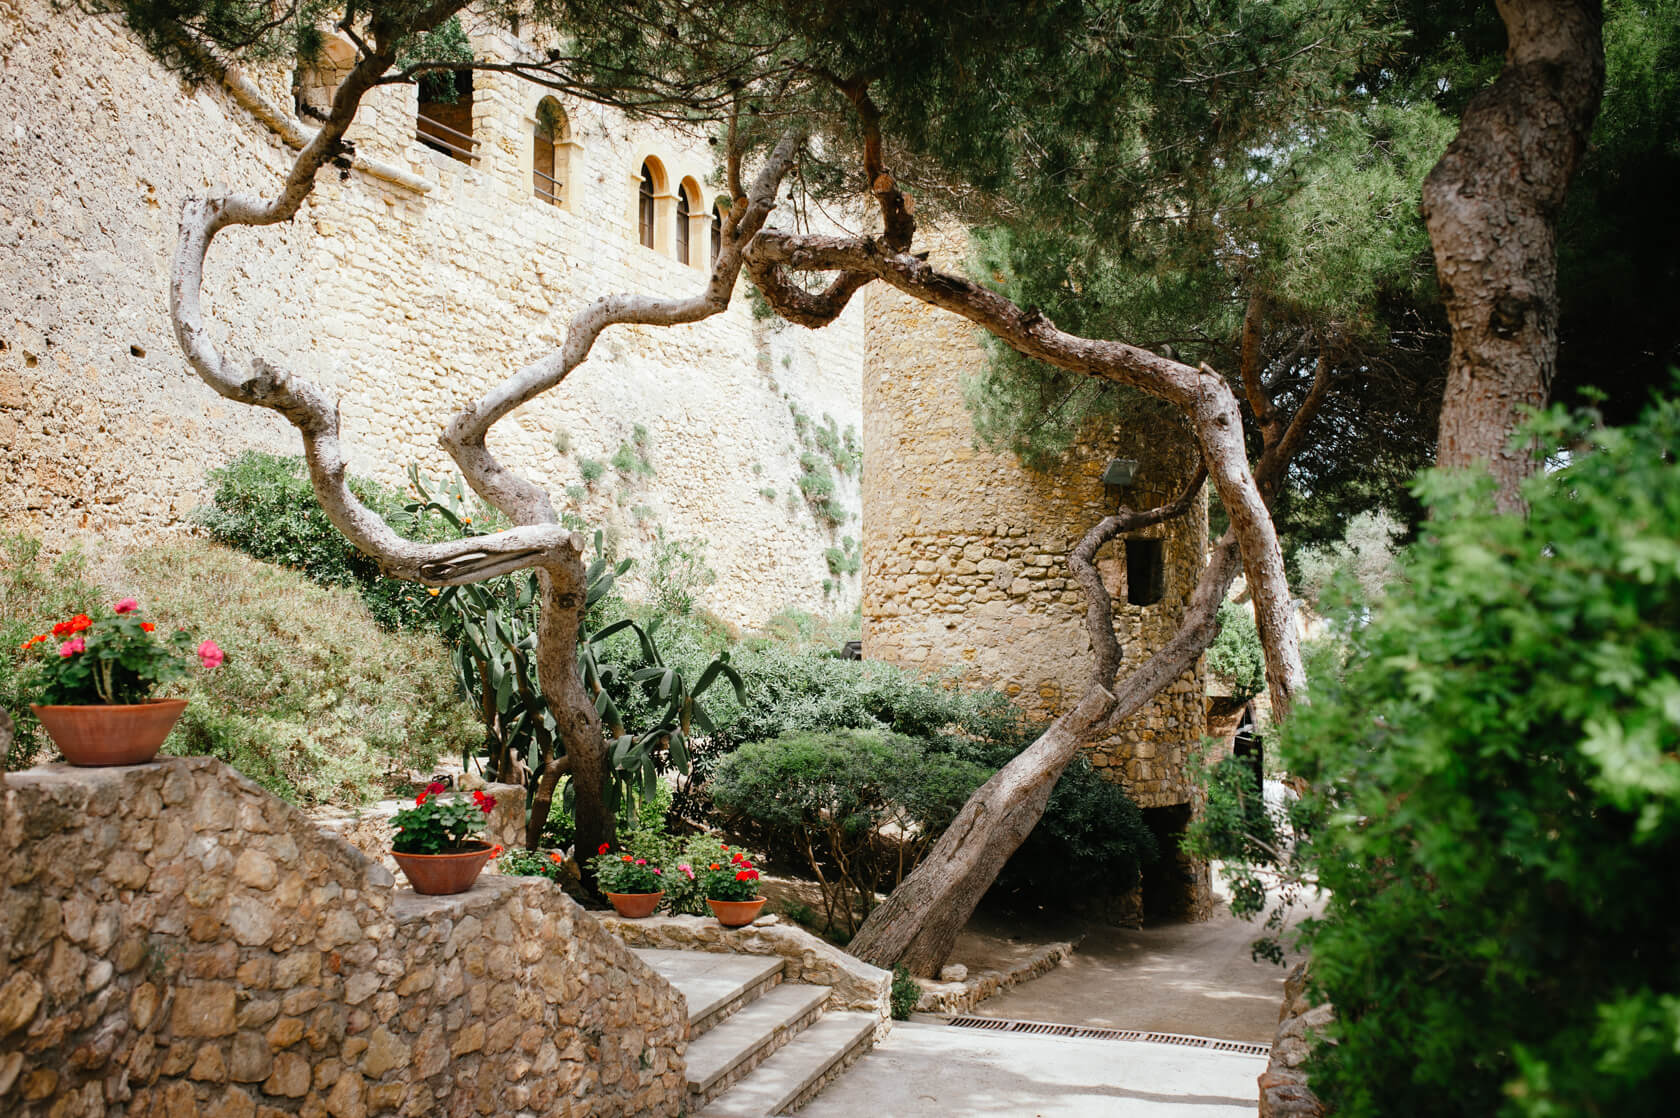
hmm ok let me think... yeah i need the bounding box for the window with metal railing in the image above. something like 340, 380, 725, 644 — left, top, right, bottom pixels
533, 98, 567, 205
416, 70, 478, 164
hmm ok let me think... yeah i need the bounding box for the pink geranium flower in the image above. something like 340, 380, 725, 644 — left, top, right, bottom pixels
113, 598, 138, 614
58, 637, 85, 657
197, 639, 224, 669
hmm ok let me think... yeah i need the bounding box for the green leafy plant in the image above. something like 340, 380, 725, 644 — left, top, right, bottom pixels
195, 451, 444, 630
1206, 601, 1266, 701
588, 843, 667, 894
409, 470, 743, 844
1231, 394, 1680, 1116
18, 599, 219, 705
796, 452, 847, 528
578, 457, 606, 484
890, 966, 921, 1020
710, 730, 990, 933
391, 783, 497, 854
643, 532, 717, 618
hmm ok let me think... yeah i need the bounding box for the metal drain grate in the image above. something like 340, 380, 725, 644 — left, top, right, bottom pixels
944, 1015, 1272, 1058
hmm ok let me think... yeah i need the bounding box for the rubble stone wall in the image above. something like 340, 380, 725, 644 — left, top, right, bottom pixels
0, 758, 688, 1117
0, 0, 863, 627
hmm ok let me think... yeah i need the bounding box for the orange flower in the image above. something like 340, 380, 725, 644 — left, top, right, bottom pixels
621, 855, 632, 863
140, 622, 156, 632
550, 853, 563, 864
491, 844, 504, 856
709, 863, 721, 871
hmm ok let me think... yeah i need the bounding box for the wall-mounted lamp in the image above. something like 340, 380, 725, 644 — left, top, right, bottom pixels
1101, 458, 1139, 488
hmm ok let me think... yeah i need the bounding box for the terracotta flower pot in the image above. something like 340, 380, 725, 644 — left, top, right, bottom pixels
392, 842, 495, 895
707, 897, 767, 927
606, 891, 665, 918
31, 699, 188, 766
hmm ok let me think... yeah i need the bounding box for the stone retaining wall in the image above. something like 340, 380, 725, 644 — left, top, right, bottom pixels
1257, 962, 1329, 1118
0, 758, 688, 1116
913, 939, 1081, 1016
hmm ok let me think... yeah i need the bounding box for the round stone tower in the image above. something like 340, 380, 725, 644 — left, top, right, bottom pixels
861, 237, 1212, 921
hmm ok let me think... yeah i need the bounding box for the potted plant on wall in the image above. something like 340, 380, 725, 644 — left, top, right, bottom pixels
390, 784, 503, 894
20, 599, 223, 765
589, 843, 667, 918
700, 851, 766, 927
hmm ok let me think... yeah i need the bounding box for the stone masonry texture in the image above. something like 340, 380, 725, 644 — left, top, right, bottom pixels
0, 0, 864, 626
860, 234, 1210, 811
0, 758, 689, 1116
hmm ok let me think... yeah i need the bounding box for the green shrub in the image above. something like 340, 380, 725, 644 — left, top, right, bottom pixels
891, 966, 921, 1020
1206, 601, 1265, 701
578, 457, 606, 484
710, 730, 991, 933
979, 751, 1158, 907
1274, 395, 1680, 1117
643, 533, 717, 618
194, 451, 443, 631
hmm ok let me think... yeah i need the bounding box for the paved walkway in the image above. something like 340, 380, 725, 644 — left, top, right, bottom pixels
799, 1022, 1265, 1117
807, 875, 1318, 1114
970, 901, 1303, 1045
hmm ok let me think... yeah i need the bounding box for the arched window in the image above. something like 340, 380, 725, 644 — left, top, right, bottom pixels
533, 98, 568, 205
676, 186, 691, 264
676, 178, 704, 267
417, 70, 477, 164
710, 202, 723, 264
638, 162, 657, 248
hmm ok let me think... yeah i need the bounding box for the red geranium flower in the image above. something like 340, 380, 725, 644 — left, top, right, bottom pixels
598, 843, 611, 855
730, 852, 745, 864
140, 622, 156, 632
621, 855, 632, 863
426, 781, 447, 795
415, 791, 429, 805
735, 869, 759, 882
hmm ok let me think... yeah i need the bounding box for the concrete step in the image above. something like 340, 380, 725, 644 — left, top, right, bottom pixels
685, 983, 833, 1108
697, 1011, 879, 1118
631, 947, 785, 1037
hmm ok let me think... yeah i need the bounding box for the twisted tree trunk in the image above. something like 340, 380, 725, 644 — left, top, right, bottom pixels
1423, 0, 1605, 510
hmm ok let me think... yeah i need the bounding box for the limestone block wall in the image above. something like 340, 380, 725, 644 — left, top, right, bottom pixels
0, 758, 688, 1117
860, 239, 1208, 810
0, 0, 863, 627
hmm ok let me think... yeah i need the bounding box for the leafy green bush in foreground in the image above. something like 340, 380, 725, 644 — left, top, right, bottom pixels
1276, 395, 1680, 1116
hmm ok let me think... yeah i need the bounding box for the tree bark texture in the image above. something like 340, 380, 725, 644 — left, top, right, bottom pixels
1422, 0, 1604, 510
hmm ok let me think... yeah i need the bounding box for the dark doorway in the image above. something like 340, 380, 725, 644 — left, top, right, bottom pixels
1140, 802, 1197, 921
1126, 538, 1165, 606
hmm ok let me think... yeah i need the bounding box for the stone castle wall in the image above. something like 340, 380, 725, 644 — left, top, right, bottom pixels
0, 758, 689, 1116
860, 238, 1208, 810
0, 0, 864, 627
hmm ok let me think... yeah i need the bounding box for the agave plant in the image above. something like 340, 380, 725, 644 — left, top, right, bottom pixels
406, 466, 742, 846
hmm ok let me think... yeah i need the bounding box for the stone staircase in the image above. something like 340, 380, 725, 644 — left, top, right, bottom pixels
633, 948, 881, 1116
